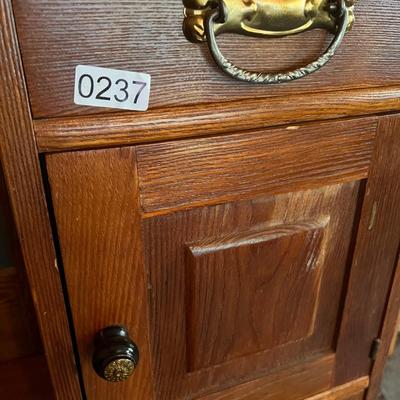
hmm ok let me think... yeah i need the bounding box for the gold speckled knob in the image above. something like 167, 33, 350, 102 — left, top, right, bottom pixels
92, 326, 139, 383
104, 359, 136, 383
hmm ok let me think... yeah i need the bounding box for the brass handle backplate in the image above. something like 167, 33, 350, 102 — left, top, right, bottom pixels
183, 0, 355, 83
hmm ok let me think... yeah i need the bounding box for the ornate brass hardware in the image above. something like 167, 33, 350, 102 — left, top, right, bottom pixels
103, 359, 136, 383
183, 0, 355, 83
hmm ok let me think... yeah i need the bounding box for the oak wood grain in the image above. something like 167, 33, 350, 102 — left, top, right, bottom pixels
12, 0, 400, 118
366, 257, 400, 400
46, 148, 155, 400
136, 117, 376, 214
34, 86, 400, 153
306, 377, 369, 400
143, 182, 360, 399
186, 220, 327, 371
197, 354, 335, 400
334, 115, 400, 385
0, 2, 82, 399
366, 262, 400, 399
365, 119, 400, 400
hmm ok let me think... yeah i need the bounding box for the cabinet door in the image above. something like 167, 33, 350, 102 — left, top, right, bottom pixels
46, 116, 400, 400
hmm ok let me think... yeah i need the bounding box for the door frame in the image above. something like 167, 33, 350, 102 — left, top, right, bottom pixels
0, 2, 82, 399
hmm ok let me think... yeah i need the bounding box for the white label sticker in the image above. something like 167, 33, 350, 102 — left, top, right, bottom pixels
74, 65, 151, 111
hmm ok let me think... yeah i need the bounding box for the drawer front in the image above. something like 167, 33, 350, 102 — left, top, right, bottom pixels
45, 116, 400, 399
14, 0, 400, 118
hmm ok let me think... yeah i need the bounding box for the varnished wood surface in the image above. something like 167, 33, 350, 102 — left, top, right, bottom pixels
197, 354, 335, 400
365, 120, 400, 400
334, 115, 400, 385
0, 355, 54, 400
46, 148, 155, 400
186, 221, 327, 371
136, 117, 376, 214
34, 86, 400, 153
46, 141, 363, 399
203, 374, 369, 400
143, 182, 360, 399
0, 2, 82, 399
13, 0, 400, 118
306, 377, 369, 400
43, 115, 400, 398
366, 256, 400, 400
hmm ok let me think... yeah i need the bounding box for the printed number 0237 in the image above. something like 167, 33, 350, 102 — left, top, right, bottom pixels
78, 74, 147, 104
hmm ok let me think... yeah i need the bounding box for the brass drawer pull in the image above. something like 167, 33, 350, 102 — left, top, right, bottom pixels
183, 0, 355, 84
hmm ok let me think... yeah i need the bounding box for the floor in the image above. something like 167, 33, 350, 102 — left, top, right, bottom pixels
380, 338, 400, 400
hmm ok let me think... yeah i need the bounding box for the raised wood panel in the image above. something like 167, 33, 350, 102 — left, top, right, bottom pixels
33, 86, 400, 153
143, 181, 361, 399
198, 354, 335, 400
46, 148, 154, 400
136, 118, 376, 214
186, 220, 327, 371
13, 0, 400, 118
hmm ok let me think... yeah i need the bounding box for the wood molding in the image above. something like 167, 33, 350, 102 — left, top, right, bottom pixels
306, 377, 369, 400
34, 85, 400, 153
0, 1, 82, 399
197, 354, 335, 400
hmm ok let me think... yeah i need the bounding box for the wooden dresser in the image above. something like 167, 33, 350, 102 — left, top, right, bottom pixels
1, 1, 400, 399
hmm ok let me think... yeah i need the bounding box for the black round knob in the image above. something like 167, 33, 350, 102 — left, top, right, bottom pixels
92, 326, 139, 383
